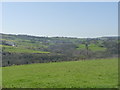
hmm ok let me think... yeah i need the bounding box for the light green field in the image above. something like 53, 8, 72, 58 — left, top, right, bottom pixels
89, 44, 106, 51
77, 44, 86, 50
1, 45, 50, 54
77, 44, 106, 51
2, 58, 118, 88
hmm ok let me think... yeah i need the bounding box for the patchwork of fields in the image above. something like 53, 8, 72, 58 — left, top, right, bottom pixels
2, 58, 118, 88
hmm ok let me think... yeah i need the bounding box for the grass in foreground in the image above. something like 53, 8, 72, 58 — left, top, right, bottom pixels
2, 58, 118, 88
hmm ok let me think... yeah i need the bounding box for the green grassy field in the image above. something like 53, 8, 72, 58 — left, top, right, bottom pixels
77, 44, 106, 51
1, 45, 50, 54
89, 44, 106, 51
2, 58, 118, 88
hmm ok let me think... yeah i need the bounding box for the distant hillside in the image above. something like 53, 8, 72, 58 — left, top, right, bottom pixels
1, 33, 119, 67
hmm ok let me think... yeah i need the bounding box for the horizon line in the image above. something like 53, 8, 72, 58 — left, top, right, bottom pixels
0, 32, 118, 39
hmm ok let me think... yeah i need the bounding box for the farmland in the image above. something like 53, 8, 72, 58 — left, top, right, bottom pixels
2, 58, 118, 88
1, 33, 119, 67
1, 45, 50, 54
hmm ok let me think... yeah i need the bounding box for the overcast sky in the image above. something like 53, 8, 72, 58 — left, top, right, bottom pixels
2, 2, 118, 38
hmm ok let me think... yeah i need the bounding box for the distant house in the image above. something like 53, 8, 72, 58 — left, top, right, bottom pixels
12, 44, 15, 47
